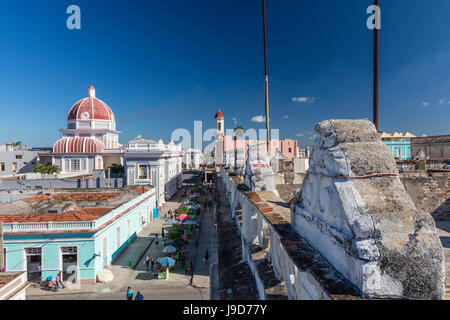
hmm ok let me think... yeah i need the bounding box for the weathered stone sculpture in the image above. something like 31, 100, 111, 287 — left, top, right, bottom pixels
244, 142, 279, 196
291, 119, 445, 299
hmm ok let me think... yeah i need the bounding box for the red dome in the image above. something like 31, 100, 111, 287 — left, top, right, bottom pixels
67, 87, 115, 121
53, 137, 105, 153
215, 109, 224, 119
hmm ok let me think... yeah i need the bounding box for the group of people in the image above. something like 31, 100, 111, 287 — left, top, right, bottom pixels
168, 208, 178, 220
144, 256, 155, 271
54, 271, 65, 291
126, 287, 144, 300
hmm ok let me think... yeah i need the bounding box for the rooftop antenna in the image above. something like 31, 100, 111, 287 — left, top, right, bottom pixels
262, 0, 270, 153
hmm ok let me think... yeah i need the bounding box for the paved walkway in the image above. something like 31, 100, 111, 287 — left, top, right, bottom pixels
27, 210, 167, 297
27, 172, 218, 300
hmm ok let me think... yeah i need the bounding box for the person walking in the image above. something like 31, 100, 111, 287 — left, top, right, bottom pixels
144, 256, 150, 271
135, 291, 144, 300
54, 271, 64, 292
155, 234, 159, 249
185, 262, 193, 274
150, 257, 155, 271
161, 227, 165, 239
126, 287, 133, 300
204, 249, 209, 264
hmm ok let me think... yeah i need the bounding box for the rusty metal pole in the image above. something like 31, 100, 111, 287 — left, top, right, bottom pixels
0, 221, 4, 270
373, 0, 380, 132
262, 0, 270, 154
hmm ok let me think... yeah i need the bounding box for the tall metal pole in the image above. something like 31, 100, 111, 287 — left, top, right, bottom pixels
0, 221, 4, 270
262, 0, 270, 153
373, 0, 380, 132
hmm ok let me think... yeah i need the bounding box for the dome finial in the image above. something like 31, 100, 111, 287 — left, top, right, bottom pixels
215, 108, 224, 119
88, 85, 96, 98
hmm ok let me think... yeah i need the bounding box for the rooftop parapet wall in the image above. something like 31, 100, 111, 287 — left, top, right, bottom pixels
292, 119, 445, 299
220, 165, 361, 300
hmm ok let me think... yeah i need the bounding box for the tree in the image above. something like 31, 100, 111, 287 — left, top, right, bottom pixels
234, 126, 244, 167
179, 206, 189, 215
234, 126, 244, 138
108, 163, 124, 174
32, 164, 60, 174
12, 141, 22, 147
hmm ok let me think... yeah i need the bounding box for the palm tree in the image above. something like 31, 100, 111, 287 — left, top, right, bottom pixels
234, 126, 244, 137
108, 163, 124, 174
32, 164, 45, 173
12, 141, 22, 147
32, 164, 60, 174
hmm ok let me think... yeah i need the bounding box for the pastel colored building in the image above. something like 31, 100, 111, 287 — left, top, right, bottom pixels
213, 109, 299, 166
0, 187, 156, 284
50, 86, 123, 175
381, 132, 416, 160
125, 135, 183, 207
0, 143, 50, 178
183, 149, 203, 169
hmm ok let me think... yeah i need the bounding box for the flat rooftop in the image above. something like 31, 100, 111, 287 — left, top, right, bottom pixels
0, 186, 153, 224
0, 271, 25, 289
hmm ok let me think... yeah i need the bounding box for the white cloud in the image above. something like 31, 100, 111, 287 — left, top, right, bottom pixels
439, 99, 446, 104
421, 101, 430, 107
283, 115, 289, 119
292, 97, 316, 103
309, 134, 318, 140
295, 133, 304, 137
251, 115, 266, 123
422, 134, 428, 137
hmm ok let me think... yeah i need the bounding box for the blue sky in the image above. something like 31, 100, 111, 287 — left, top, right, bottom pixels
0, 0, 449, 148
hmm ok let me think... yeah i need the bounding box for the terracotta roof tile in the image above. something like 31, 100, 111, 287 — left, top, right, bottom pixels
23, 192, 120, 203
134, 186, 150, 194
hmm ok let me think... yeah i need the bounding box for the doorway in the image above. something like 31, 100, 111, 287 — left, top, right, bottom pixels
24, 247, 42, 282
61, 246, 78, 283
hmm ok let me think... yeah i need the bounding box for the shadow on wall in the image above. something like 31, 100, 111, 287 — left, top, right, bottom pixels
432, 198, 450, 221
267, 200, 289, 209
17, 156, 40, 174
440, 237, 450, 249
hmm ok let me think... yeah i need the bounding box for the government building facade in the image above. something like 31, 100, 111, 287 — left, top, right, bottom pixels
48, 86, 183, 208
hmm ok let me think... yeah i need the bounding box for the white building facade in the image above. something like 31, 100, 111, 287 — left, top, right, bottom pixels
183, 149, 203, 169
51, 86, 123, 175
124, 135, 183, 207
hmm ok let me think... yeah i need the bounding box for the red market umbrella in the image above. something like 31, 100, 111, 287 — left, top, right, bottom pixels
177, 214, 190, 221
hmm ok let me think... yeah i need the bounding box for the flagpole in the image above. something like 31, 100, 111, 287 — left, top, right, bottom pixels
262, 0, 270, 153
373, 0, 380, 132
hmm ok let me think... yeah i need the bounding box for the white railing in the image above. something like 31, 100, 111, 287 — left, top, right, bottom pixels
2, 220, 96, 233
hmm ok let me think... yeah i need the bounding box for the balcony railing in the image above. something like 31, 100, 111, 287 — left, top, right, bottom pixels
2, 189, 154, 233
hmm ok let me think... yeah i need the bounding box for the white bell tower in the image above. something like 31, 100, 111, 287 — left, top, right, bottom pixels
214, 109, 224, 167
215, 109, 224, 137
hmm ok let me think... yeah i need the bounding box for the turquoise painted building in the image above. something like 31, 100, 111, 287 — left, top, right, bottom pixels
1, 187, 156, 284
382, 140, 412, 160
381, 132, 415, 160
